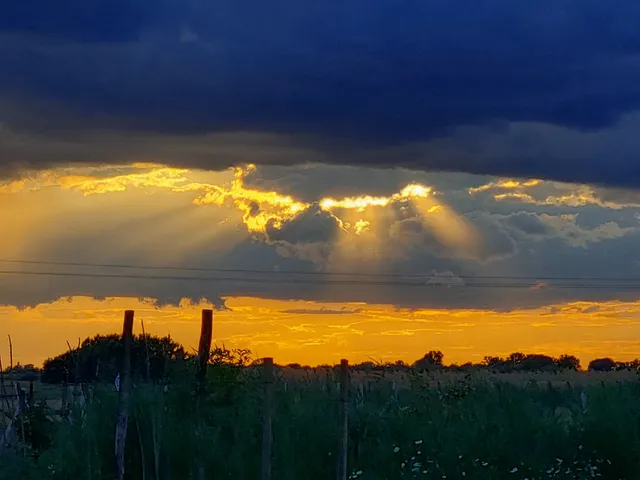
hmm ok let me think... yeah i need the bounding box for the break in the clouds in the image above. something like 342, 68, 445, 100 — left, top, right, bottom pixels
2, 163, 640, 311
2, 1, 640, 186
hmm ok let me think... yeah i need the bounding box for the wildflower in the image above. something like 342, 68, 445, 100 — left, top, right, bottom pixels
510, 467, 518, 473
415, 439, 423, 445
393, 446, 400, 454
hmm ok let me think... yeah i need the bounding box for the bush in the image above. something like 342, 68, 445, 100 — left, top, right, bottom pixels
588, 358, 616, 372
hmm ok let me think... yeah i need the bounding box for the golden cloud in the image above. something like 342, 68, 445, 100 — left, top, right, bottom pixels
3, 163, 478, 259
470, 177, 640, 210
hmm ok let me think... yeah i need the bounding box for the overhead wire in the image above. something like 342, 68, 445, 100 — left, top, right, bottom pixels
1, 258, 640, 283
1, 267, 640, 290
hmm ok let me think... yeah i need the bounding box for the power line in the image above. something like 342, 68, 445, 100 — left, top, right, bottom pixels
1, 258, 639, 283
1, 269, 640, 290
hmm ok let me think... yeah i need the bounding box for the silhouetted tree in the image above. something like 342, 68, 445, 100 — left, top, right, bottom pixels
482, 356, 505, 369
519, 354, 556, 371
413, 350, 444, 369
588, 357, 616, 372
42, 333, 186, 383
611, 359, 640, 371
506, 352, 527, 368
556, 354, 581, 371
392, 360, 410, 371
352, 361, 378, 372
481, 353, 574, 372
625, 359, 640, 370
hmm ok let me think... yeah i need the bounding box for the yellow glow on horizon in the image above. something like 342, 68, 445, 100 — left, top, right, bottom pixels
2, 295, 640, 368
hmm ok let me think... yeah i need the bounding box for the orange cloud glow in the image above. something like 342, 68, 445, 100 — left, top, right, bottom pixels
2, 296, 640, 368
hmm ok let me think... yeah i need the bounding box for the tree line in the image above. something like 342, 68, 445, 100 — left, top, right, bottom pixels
289, 350, 640, 373
3, 336, 638, 384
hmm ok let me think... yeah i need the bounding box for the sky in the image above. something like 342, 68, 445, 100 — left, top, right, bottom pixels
2, 1, 640, 366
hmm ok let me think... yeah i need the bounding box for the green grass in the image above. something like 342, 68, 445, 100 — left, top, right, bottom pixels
3, 368, 640, 479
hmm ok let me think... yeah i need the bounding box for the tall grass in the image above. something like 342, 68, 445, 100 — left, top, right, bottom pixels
4, 367, 640, 479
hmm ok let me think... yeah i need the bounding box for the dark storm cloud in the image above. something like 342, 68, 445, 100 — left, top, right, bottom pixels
388, 213, 518, 264
2, 1, 640, 185
265, 205, 341, 245
1, 1, 150, 42
503, 212, 557, 237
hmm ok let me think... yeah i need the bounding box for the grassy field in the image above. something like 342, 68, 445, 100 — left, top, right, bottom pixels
3, 368, 640, 479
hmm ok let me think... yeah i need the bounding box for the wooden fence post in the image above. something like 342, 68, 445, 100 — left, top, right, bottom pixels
261, 358, 274, 480
337, 359, 350, 480
197, 310, 214, 394
8, 336, 13, 372
115, 310, 134, 480
17, 386, 26, 413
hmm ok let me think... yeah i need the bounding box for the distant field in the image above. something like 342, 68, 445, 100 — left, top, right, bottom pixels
285, 366, 640, 386
3, 368, 640, 479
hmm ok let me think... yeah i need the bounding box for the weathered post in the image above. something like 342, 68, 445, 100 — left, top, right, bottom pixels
197, 309, 214, 394
337, 359, 350, 480
195, 310, 213, 480
115, 310, 134, 480
17, 386, 26, 413
141, 319, 151, 383
261, 357, 274, 480
7, 336, 13, 372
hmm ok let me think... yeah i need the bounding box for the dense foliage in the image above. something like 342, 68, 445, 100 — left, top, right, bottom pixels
4, 367, 640, 479
5, 335, 640, 479
40, 334, 186, 384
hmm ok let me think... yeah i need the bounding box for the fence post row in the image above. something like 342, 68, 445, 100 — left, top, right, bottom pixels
261, 357, 274, 480
1, 309, 359, 475
114, 310, 134, 480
